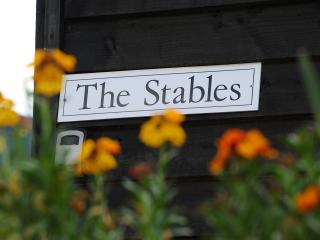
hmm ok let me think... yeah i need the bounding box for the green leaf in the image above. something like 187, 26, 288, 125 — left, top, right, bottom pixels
299, 50, 320, 120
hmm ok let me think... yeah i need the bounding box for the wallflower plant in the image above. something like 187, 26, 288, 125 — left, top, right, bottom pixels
123, 109, 190, 240
0, 49, 188, 240
30, 49, 76, 96
1, 47, 320, 240
0, 49, 122, 240
0, 92, 21, 128
202, 53, 320, 239
204, 129, 282, 240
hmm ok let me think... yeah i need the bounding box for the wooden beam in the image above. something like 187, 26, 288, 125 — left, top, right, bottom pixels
43, 0, 62, 48
64, 0, 306, 19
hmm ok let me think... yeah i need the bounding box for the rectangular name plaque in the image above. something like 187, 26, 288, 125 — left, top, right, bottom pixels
58, 63, 261, 122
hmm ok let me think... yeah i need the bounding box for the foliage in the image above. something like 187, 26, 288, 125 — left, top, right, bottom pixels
124, 109, 190, 240
123, 146, 190, 240
0, 49, 122, 239
204, 129, 282, 240
0, 97, 124, 240
0, 49, 190, 239
2, 48, 320, 239
202, 53, 320, 239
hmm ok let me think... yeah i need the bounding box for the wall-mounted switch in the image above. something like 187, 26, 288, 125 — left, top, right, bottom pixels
55, 130, 85, 164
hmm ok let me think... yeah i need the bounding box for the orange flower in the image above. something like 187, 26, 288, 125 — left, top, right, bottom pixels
236, 129, 278, 160
30, 49, 76, 96
209, 129, 277, 175
294, 186, 320, 214
0, 92, 20, 127
139, 109, 186, 148
97, 137, 121, 155
74, 137, 120, 176
209, 129, 245, 175
209, 152, 228, 175
216, 129, 246, 149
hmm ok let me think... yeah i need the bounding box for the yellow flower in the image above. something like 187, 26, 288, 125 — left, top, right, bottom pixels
31, 49, 76, 96
81, 139, 95, 159
75, 138, 119, 176
34, 63, 64, 96
0, 109, 20, 128
139, 119, 164, 148
0, 93, 20, 127
51, 49, 77, 72
95, 151, 117, 172
32, 49, 47, 69
164, 108, 185, 124
0, 97, 14, 109
139, 109, 186, 148
160, 122, 186, 147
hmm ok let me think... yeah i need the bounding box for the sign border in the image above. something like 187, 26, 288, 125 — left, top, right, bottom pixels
58, 63, 261, 122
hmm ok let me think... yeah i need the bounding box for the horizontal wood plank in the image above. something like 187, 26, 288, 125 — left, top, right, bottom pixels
57, 61, 314, 129
59, 1, 319, 237
64, 0, 305, 19
63, 1, 320, 73
68, 114, 311, 180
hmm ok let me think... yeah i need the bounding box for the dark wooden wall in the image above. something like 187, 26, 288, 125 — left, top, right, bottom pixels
37, 0, 320, 237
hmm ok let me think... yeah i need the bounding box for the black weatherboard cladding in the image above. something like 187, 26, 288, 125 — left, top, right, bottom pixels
37, 0, 320, 237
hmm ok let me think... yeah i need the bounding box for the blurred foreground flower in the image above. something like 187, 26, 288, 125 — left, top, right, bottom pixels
294, 186, 320, 214
74, 137, 120, 175
209, 129, 278, 175
139, 109, 186, 148
0, 92, 20, 127
30, 49, 76, 96
0, 136, 6, 153
129, 162, 153, 180
70, 190, 88, 215
8, 173, 20, 195
123, 110, 190, 239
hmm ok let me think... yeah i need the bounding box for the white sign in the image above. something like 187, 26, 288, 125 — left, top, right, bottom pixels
58, 63, 261, 122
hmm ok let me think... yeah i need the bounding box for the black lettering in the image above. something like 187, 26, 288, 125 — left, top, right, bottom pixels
230, 84, 241, 101
173, 87, 186, 104
99, 82, 115, 108
161, 85, 171, 104
76, 83, 97, 110
206, 75, 213, 102
117, 90, 130, 107
214, 84, 227, 101
189, 76, 205, 103
144, 80, 160, 106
